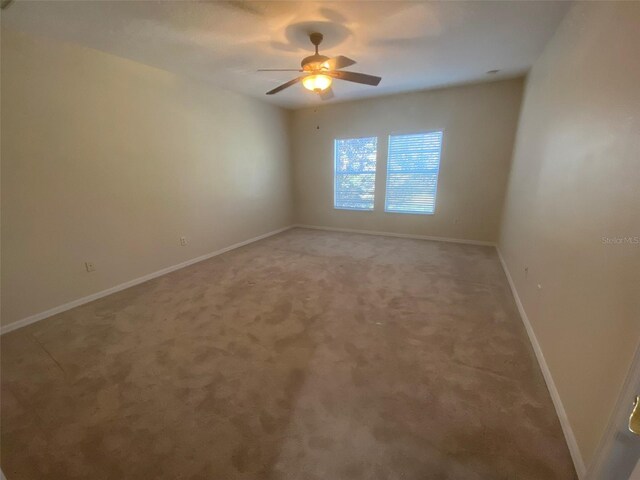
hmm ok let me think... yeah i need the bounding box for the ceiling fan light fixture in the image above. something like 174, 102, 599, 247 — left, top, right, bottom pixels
302, 74, 333, 92
261, 32, 381, 98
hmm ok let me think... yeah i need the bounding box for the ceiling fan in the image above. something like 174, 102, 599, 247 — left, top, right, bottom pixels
259, 32, 382, 100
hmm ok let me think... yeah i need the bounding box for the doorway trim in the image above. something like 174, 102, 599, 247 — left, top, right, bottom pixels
587, 340, 640, 479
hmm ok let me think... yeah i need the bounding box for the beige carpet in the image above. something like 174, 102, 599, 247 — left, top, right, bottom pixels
1, 228, 576, 479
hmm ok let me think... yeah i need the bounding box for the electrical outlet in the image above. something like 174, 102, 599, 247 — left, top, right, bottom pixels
85, 262, 96, 272
180, 236, 187, 246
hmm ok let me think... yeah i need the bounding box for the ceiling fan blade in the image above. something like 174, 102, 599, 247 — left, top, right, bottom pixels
258, 69, 303, 72
266, 77, 303, 95
328, 71, 382, 86
319, 87, 334, 101
324, 56, 356, 70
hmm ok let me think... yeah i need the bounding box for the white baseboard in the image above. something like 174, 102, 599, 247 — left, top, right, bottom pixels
0, 224, 488, 335
0, 225, 294, 336
294, 224, 496, 247
0, 223, 587, 478
497, 247, 586, 478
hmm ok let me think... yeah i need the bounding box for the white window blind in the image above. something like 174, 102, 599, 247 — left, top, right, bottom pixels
334, 137, 378, 211
385, 131, 443, 214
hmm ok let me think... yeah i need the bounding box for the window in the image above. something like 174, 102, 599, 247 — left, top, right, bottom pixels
334, 136, 378, 211
385, 131, 443, 214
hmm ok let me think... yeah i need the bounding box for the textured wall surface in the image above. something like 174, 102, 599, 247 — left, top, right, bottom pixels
498, 2, 640, 466
291, 79, 524, 243
1, 30, 293, 327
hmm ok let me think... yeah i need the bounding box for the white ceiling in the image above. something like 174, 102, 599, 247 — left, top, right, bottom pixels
1, 1, 570, 109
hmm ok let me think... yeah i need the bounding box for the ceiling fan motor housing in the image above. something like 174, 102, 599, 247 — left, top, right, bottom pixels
301, 54, 330, 72
301, 32, 329, 72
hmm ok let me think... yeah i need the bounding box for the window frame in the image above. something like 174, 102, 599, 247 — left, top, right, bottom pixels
383, 129, 444, 216
333, 135, 379, 212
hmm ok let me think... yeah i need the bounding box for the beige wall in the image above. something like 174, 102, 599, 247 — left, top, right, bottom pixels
1, 30, 293, 327
291, 79, 524, 243
498, 2, 640, 468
